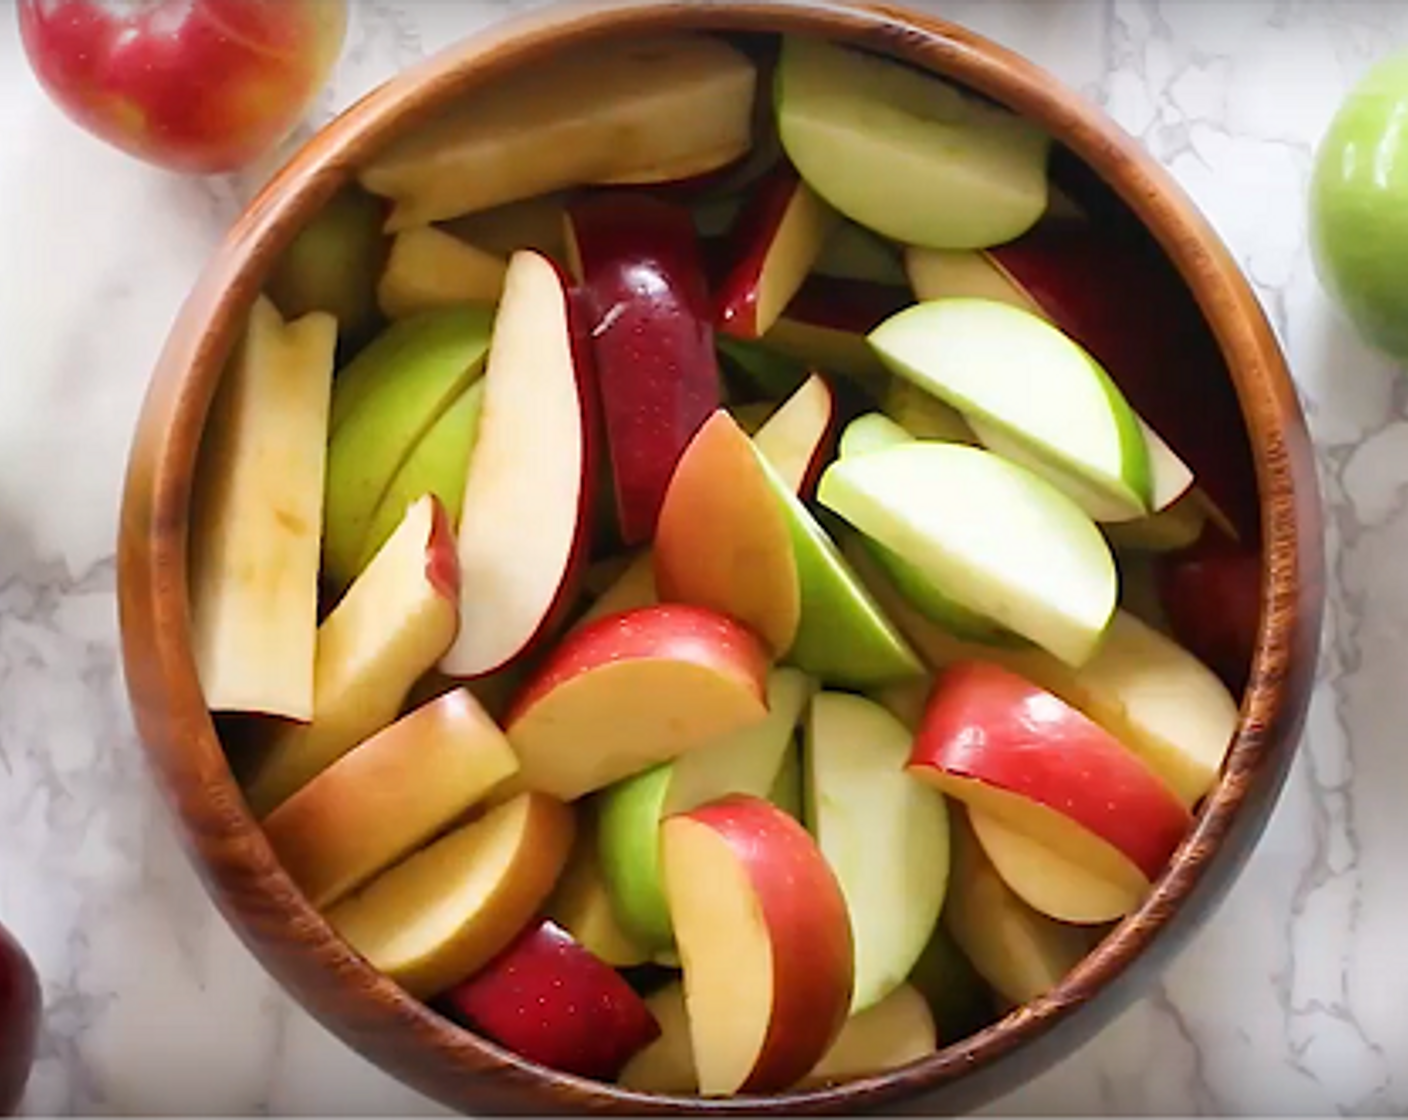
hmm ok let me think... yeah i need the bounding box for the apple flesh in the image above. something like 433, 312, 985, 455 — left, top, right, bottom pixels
715, 164, 841, 339
439, 918, 661, 1081
359, 34, 758, 229
661, 795, 854, 1096
906, 920, 995, 1045
188, 295, 336, 722
261, 688, 520, 909
439, 250, 597, 680
751, 373, 837, 497
566, 194, 720, 545
545, 806, 652, 968
882, 379, 977, 445
441, 193, 571, 263
0, 920, 40, 1116
574, 550, 659, 630
377, 227, 508, 320
909, 661, 1193, 895
242, 494, 461, 817
774, 35, 1050, 249
17, 0, 348, 174
804, 691, 950, 1013
503, 603, 772, 803
326, 791, 575, 1000
801, 983, 937, 1088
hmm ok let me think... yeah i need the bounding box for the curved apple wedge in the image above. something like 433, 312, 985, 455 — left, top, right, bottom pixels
503, 604, 772, 803
661, 795, 854, 1097
804, 691, 950, 1013
908, 661, 1193, 899
545, 805, 653, 969
377, 227, 508, 319
751, 372, 837, 497
801, 983, 937, 1088
326, 791, 575, 1000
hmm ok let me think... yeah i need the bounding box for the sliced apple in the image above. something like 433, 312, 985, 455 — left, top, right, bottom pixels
1156, 535, 1262, 696
243, 495, 461, 817
503, 603, 771, 802
751, 372, 837, 496
763, 276, 908, 394
439, 918, 661, 1080
906, 919, 995, 1044
618, 982, 696, 1094
377, 226, 508, 319
545, 803, 652, 968
441, 193, 570, 262
870, 298, 1152, 521
1104, 487, 1210, 553
360, 35, 758, 229
774, 36, 1050, 250
767, 738, 804, 821
189, 295, 336, 721
943, 808, 1096, 1007
838, 412, 911, 460
848, 544, 1238, 807
566, 193, 720, 545
909, 661, 1193, 897
716, 334, 808, 401
661, 795, 854, 1096
715, 164, 841, 339
596, 668, 816, 948
439, 250, 596, 679
881, 378, 976, 444
804, 691, 950, 1013
819, 441, 1118, 667
815, 221, 908, 287
801, 983, 937, 1088
969, 809, 1140, 925
261, 688, 518, 909
326, 791, 574, 1000
322, 305, 494, 593
575, 550, 659, 631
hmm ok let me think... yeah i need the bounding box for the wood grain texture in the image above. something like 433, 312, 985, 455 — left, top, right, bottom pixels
115, 1, 1324, 1115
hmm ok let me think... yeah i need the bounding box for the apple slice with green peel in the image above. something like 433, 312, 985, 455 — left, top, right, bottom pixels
906, 920, 995, 1045
440, 250, 597, 679
189, 296, 336, 722
377, 226, 508, 319
819, 442, 1118, 667
326, 791, 575, 1000
715, 164, 842, 339
360, 35, 758, 229
545, 804, 652, 968
801, 983, 937, 1087
566, 193, 719, 546
441, 193, 570, 262
882, 379, 976, 445
870, 298, 1152, 520
242, 495, 460, 817
942, 809, 1096, 1008
503, 604, 771, 803
596, 668, 816, 949
774, 36, 1050, 250
751, 372, 837, 496
909, 661, 1193, 897
660, 795, 854, 1096
969, 809, 1141, 925
261, 688, 519, 909
838, 413, 911, 460
322, 306, 494, 593
804, 691, 950, 1013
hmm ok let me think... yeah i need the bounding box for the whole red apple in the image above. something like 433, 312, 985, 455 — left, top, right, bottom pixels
17, 0, 348, 174
0, 920, 40, 1116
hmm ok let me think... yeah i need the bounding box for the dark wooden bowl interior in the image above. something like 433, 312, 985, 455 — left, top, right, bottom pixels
115, 2, 1324, 1114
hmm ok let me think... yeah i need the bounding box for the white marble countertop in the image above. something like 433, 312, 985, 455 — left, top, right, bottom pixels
0, 0, 1400, 1114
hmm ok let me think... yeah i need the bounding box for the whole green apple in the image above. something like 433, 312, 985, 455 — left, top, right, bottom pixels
1310, 51, 1408, 361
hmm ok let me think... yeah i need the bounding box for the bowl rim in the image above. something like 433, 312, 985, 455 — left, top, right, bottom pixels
116, 1, 1324, 1114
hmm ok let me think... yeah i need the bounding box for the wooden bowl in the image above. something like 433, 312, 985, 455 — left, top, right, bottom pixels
116, 1, 1324, 1114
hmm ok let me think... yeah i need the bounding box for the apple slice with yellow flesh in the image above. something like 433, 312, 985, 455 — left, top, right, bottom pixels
846, 539, 1237, 807
943, 808, 1097, 1007
360, 35, 758, 229
661, 795, 854, 1096
261, 688, 518, 909
503, 603, 771, 803
377, 226, 508, 319
189, 295, 336, 722
906, 919, 996, 1045
439, 249, 597, 679
242, 495, 461, 817
441, 193, 570, 262
545, 804, 652, 968
908, 660, 1193, 900
619, 981, 696, 1094
751, 372, 837, 497
326, 791, 574, 1000
715, 164, 842, 339
763, 276, 908, 396
881, 378, 976, 445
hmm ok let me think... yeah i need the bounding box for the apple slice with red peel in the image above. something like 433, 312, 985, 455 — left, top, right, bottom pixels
715, 165, 841, 339
751, 372, 837, 497
377, 226, 507, 319
801, 984, 937, 1088
1156, 535, 1262, 696
969, 809, 1140, 925
243, 494, 461, 817
661, 794, 854, 1096
439, 918, 661, 1080
326, 791, 575, 1000
262, 687, 519, 909
943, 807, 1097, 1007
764, 276, 909, 396
503, 604, 771, 802
439, 249, 596, 680
566, 194, 720, 545
908, 661, 1193, 897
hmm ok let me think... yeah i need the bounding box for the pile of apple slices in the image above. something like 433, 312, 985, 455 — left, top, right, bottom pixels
183, 28, 1261, 1099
